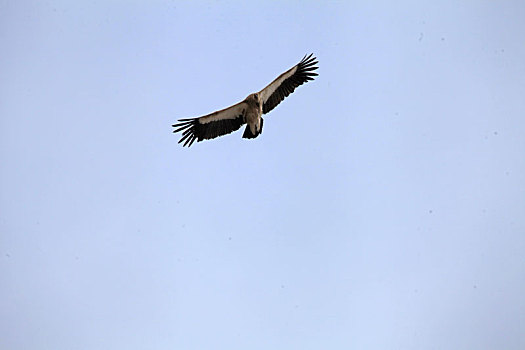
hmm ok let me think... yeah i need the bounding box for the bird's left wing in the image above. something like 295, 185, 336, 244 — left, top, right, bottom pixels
258, 54, 318, 114
172, 101, 248, 147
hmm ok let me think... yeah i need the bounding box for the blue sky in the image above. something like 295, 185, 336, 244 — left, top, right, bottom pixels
2, 1, 525, 349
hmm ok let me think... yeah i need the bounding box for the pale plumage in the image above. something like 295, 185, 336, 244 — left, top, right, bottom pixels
173, 54, 318, 147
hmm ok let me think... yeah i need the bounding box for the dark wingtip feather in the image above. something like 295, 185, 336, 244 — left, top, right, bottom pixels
172, 117, 199, 147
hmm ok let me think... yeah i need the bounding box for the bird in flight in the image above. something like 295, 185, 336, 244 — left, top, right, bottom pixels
172, 54, 318, 147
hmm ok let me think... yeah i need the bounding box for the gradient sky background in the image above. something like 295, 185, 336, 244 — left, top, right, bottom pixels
2, 1, 525, 349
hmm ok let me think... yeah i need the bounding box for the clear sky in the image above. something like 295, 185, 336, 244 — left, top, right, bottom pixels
2, 1, 525, 349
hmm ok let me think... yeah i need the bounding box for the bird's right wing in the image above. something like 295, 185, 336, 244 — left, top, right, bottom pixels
172, 101, 248, 147
258, 54, 318, 114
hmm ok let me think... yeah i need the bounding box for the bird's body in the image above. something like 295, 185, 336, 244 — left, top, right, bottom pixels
173, 54, 318, 147
243, 93, 263, 138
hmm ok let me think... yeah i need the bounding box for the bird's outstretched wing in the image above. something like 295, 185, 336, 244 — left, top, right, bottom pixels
172, 101, 248, 147
258, 54, 318, 114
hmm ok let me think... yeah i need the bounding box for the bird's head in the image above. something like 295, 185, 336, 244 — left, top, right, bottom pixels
253, 93, 260, 107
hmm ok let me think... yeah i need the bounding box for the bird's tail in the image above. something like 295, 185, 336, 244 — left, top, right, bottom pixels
242, 118, 263, 139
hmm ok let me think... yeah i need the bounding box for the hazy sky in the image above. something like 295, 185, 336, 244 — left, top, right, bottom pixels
2, 1, 525, 349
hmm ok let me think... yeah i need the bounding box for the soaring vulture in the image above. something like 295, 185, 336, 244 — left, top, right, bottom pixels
172, 54, 318, 147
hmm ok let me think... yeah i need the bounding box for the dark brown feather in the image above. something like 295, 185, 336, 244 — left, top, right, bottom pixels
172, 113, 245, 147
262, 54, 318, 114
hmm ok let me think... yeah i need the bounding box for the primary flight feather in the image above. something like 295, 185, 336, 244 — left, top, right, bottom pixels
172, 54, 318, 147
